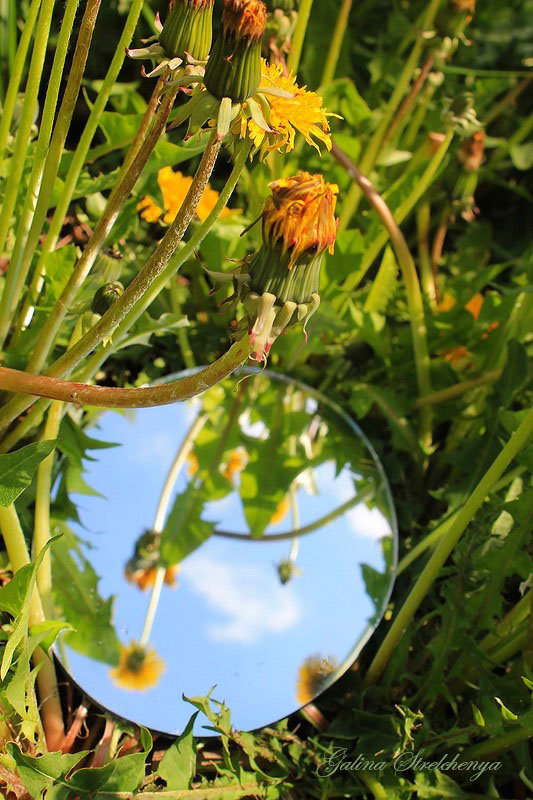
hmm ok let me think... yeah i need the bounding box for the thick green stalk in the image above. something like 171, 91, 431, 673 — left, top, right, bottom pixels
460, 727, 533, 762
25, 89, 177, 375
0, 0, 41, 165
337, 0, 442, 233
414, 370, 502, 408
320, 0, 352, 87
0, 504, 64, 751
286, 0, 313, 74
1, 0, 102, 348
363, 408, 533, 687
0, 337, 253, 407
0, 0, 84, 350
0, 0, 55, 259
15, 0, 144, 326
340, 128, 453, 294
0, 140, 250, 432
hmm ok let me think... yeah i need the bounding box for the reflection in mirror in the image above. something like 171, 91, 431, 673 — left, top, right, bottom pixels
52, 369, 397, 734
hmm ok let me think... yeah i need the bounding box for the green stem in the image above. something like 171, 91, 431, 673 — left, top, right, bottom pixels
0, 0, 102, 348
214, 491, 370, 541
0, 336, 253, 407
0, 0, 85, 350
0, 0, 41, 165
0, 0, 55, 258
416, 202, 437, 309
320, 0, 352, 87
340, 128, 453, 294
460, 727, 533, 761
286, 0, 314, 74
480, 590, 530, 653
363, 408, 533, 687
139, 413, 208, 647
332, 142, 433, 446
13, 0, 144, 325
25, 88, 177, 375
414, 370, 502, 408
0, 141, 250, 433
337, 0, 441, 233
0, 504, 64, 751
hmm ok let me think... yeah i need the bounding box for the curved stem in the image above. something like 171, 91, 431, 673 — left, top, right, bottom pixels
25, 88, 177, 375
288, 485, 300, 562
0, 0, 55, 259
213, 491, 370, 542
332, 141, 433, 446
364, 408, 533, 687
139, 413, 208, 647
339, 128, 454, 294
414, 370, 502, 408
0, 336, 253, 407
0, 140, 250, 434
286, 0, 313, 74
0, 0, 41, 166
2, 0, 102, 347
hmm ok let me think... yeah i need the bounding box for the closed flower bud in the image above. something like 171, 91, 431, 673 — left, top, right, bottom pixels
204, 0, 267, 102
91, 282, 124, 316
159, 0, 214, 61
241, 172, 338, 361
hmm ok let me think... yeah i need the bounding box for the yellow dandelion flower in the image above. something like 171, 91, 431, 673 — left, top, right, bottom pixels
222, 448, 247, 481
269, 495, 289, 525
137, 167, 238, 225
110, 641, 165, 691
296, 654, 337, 705
234, 60, 335, 156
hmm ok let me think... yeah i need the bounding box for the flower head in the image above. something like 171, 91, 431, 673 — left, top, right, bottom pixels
222, 448, 248, 482
296, 654, 337, 705
263, 172, 338, 269
222, 0, 267, 42
235, 60, 334, 156
137, 166, 239, 224
126, 565, 179, 591
110, 642, 165, 691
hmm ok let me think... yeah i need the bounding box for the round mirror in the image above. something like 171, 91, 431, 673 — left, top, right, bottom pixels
53, 369, 397, 735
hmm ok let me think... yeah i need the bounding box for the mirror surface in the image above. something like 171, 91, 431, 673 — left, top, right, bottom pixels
53, 369, 397, 734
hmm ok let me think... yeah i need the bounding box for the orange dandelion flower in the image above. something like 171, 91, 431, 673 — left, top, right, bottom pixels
269, 495, 289, 525
222, 448, 247, 481
187, 451, 199, 476
296, 654, 337, 705
110, 642, 165, 691
263, 171, 339, 269
131, 565, 179, 591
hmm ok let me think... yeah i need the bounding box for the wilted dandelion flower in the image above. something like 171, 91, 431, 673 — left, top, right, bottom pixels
222, 448, 248, 481
110, 642, 165, 691
296, 654, 337, 705
269, 495, 290, 525
127, 565, 179, 591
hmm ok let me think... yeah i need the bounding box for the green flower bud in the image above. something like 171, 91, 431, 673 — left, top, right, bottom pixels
204, 0, 267, 102
159, 0, 214, 61
91, 282, 124, 316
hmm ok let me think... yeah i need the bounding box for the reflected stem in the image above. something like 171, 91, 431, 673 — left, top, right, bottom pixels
288, 485, 300, 563
213, 488, 373, 542
139, 413, 208, 647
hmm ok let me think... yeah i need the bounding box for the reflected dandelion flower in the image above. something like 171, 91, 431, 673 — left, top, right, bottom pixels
110, 642, 165, 691
296, 654, 337, 705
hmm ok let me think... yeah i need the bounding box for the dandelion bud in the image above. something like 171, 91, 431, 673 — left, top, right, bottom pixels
91, 282, 124, 316
436, 0, 475, 38
159, 0, 214, 61
457, 129, 485, 172
241, 172, 338, 360
204, 0, 267, 102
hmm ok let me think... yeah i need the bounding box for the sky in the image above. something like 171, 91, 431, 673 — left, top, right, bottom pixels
60, 380, 397, 736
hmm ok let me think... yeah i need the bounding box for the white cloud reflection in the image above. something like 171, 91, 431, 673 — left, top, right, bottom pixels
181, 556, 301, 644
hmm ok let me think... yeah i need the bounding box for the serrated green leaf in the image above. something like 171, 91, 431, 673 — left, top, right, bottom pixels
160, 484, 214, 565
158, 711, 199, 790
364, 245, 398, 313
0, 440, 58, 507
